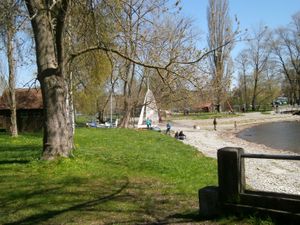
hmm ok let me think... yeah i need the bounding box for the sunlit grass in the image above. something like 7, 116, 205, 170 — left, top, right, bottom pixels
170, 112, 240, 120
0, 129, 276, 224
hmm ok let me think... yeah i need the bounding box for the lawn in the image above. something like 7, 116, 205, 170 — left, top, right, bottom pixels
0, 128, 272, 225
170, 112, 239, 120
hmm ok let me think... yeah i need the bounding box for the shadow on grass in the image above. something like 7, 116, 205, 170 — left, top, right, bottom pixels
0, 160, 30, 165
0, 132, 42, 138
4, 179, 130, 225
1, 176, 214, 225
0, 145, 41, 162
0, 146, 39, 152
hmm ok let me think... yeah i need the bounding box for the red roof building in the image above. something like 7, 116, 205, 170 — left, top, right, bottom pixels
0, 88, 43, 132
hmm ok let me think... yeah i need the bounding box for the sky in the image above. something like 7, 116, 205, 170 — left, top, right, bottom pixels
181, 0, 300, 51
180, 0, 300, 85
181, 0, 299, 32
2, 0, 300, 87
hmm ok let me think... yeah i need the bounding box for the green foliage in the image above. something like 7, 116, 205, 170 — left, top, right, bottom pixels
69, 2, 114, 116
75, 114, 92, 127
74, 51, 112, 115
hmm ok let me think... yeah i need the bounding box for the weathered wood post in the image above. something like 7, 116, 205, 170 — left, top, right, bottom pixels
198, 186, 220, 217
217, 147, 245, 203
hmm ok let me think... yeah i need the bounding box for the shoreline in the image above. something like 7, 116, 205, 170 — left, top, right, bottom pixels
172, 112, 300, 157
220, 117, 300, 156
168, 112, 300, 195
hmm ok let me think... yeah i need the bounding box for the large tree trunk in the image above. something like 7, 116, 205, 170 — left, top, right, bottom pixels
26, 0, 72, 160
120, 62, 133, 128
40, 76, 71, 160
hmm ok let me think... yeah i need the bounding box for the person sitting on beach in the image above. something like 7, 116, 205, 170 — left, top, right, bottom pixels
178, 131, 186, 140
174, 131, 179, 139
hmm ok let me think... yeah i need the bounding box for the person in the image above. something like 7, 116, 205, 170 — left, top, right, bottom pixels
213, 117, 217, 131
174, 131, 179, 139
166, 122, 171, 134
146, 118, 151, 129
178, 131, 186, 140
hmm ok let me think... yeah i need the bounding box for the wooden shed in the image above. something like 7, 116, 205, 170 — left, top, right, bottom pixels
0, 88, 43, 132
193, 102, 214, 112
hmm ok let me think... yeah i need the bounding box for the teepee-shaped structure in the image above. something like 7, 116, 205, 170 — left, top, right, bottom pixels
137, 89, 159, 128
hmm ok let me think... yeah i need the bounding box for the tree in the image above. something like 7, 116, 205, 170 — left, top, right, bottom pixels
22, 0, 236, 159
73, 52, 113, 120
260, 61, 282, 106
0, 1, 24, 137
245, 25, 271, 110
235, 26, 282, 111
207, 0, 234, 112
0, 74, 7, 94
146, 14, 202, 111
235, 50, 250, 111
272, 11, 300, 104
113, 0, 168, 127
103, 0, 198, 127
24, 0, 74, 159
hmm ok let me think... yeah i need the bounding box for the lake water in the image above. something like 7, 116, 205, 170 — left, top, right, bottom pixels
237, 121, 300, 154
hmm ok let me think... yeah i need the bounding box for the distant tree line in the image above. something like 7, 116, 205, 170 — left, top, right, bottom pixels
233, 12, 300, 110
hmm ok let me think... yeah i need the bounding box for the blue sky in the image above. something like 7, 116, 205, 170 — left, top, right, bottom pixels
4, 0, 300, 87
181, 0, 300, 46
182, 0, 299, 30
180, 0, 299, 85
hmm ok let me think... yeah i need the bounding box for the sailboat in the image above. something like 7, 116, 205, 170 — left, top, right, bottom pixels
137, 89, 160, 129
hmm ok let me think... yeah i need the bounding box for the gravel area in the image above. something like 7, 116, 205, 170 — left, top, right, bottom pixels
164, 112, 300, 195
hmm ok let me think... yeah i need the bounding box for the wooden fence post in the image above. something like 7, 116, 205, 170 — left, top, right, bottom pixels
217, 147, 245, 203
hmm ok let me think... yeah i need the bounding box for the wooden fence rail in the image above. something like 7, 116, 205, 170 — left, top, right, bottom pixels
199, 147, 300, 223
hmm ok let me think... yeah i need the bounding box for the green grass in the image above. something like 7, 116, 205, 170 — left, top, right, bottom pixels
75, 114, 92, 127
171, 112, 239, 120
0, 129, 275, 224
260, 111, 272, 115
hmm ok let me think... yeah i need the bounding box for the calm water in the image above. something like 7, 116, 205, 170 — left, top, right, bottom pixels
237, 121, 300, 154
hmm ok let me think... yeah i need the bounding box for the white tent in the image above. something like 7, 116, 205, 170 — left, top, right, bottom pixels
137, 89, 159, 128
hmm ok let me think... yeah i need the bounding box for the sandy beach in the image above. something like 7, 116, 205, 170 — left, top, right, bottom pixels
168, 112, 300, 195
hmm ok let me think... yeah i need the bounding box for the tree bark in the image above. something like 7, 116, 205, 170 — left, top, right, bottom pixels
7, 19, 18, 137
120, 100, 131, 127
40, 76, 70, 159
25, 0, 72, 160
